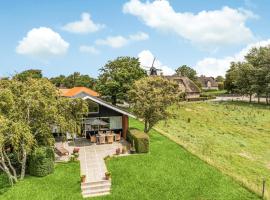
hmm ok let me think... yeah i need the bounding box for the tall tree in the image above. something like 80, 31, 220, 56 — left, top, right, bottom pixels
50, 72, 96, 88
13, 69, 43, 81
235, 62, 254, 102
129, 76, 181, 133
0, 78, 88, 184
224, 62, 239, 93
245, 47, 270, 103
216, 76, 225, 82
96, 57, 146, 105
175, 65, 197, 81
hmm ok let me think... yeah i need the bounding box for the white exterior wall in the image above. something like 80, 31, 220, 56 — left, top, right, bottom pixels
109, 116, 122, 129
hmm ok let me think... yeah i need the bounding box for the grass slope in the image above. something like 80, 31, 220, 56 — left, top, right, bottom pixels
156, 101, 270, 199
0, 118, 259, 200
95, 119, 258, 200
0, 162, 82, 200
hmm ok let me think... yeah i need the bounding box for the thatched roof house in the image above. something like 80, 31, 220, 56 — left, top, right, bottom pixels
197, 76, 218, 90
164, 75, 201, 99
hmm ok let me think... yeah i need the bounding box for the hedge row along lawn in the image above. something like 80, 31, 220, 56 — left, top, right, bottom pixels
156, 101, 270, 199
0, 118, 259, 199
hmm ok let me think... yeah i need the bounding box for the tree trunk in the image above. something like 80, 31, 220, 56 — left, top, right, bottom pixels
20, 145, 27, 180
249, 94, 252, 103
3, 149, 17, 180
0, 149, 17, 186
144, 120, 148, 133
266, 93, 269, 105
111, 95, 117, 105
258, 95, 260, 103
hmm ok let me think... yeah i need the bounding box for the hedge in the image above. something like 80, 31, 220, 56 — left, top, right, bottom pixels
127, 129, 149, 153
28, 147, 55, 177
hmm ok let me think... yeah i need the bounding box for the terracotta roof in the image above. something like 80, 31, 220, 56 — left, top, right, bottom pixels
59, 87, 99, 97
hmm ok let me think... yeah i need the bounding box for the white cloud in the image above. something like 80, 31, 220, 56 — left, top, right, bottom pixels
129, 32, 149, 41
16, 27, 69, 59
195, 39, 270, 77
96, 32, 149, 48
79, 45, 99, 54
96, 36, 129, 48
62, 12, 104, 34
138, 50, 175, 75
123, 0, 256, 47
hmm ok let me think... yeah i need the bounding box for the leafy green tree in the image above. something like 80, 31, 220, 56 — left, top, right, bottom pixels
175, 65, 197, 81
0, 78, 88, 184
235, 62, 255, 102
50, 75, 66, 87
216, 76, 225, 82
13, 69, 43, 81
96, 57, 146, 105
245, 47, 270, 103
129, 76, 181, 133
50, 72, 95, 88
224, 62, 239, 93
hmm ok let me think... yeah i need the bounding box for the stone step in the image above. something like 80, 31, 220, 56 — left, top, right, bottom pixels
81, 182, 111, 191
81, 180, 111, 187
82, 191, 110, 198
82, 188, 110, 198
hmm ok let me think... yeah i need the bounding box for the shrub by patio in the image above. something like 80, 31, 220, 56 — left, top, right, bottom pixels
127, 129, 149, 153
28, 147, 55, 177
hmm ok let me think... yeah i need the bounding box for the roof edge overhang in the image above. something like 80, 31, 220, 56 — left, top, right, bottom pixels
82, 96, 136, 118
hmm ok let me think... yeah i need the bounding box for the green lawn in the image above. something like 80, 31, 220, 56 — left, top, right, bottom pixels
0, 162, 82, 200
0, 118, 259, 200
156, 101, 270, 199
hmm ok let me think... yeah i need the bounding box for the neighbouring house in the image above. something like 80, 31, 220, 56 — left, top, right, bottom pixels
197, 76, 219, 90
57, 87, 135, 140
164, 75, 201, 99
59, 86, 99, 98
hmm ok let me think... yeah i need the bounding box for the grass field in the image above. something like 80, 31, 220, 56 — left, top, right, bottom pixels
201, 90, 227, 96
156, 101, 270, 199
0, 118, 259, 200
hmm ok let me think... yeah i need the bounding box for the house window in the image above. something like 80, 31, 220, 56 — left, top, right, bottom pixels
86, 99, 99, 113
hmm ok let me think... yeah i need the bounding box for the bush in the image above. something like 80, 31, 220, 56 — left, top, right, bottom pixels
218, 82, 224, 90
127, 129, 149, 153
28, 147, 55, 177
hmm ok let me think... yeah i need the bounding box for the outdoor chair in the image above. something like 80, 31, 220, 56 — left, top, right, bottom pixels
55, 146, 69, 156
90, 135, 97, 143
107, 134, 114, 144
99, 135, 106, 144
115, 133, 121, 141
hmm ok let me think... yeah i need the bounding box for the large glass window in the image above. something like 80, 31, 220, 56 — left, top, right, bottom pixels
86, 99, 99, 113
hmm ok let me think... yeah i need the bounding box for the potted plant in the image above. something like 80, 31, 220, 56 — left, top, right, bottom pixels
81, 175, 86, 183
116, 148, 121, 155
105, 172, 111, 180
73, 147, 80, 153
73, 152, 79, 160
122, 146, 127, 154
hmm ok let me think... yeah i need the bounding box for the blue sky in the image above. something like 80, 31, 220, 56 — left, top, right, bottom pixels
1, 0, 270, 78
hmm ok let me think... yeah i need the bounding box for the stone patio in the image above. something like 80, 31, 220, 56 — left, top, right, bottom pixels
55, 137, 130, 197
76, 138, 129, 182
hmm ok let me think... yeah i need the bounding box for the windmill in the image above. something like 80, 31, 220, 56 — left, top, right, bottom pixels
144, 57, 162, 76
